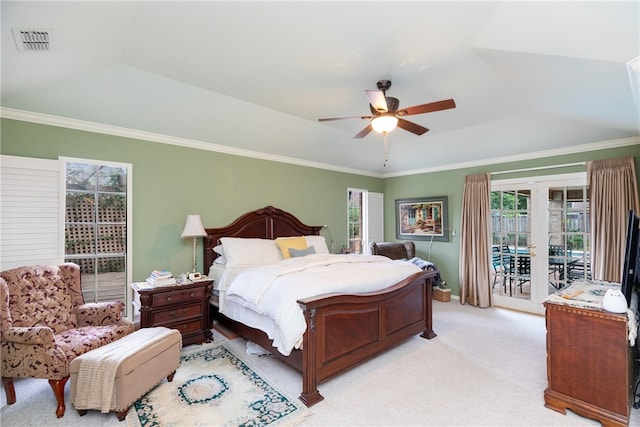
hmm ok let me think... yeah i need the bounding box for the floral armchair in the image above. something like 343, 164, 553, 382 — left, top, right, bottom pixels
0, 263, 134, 418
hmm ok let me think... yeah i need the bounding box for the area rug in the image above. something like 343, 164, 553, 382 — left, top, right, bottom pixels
126, 342, 310, 427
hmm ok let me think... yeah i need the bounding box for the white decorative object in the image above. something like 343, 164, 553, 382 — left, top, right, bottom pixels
602, 288, 627, 313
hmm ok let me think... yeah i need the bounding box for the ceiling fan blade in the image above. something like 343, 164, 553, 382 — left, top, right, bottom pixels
318, 115, 373, 122
353, 124, 373, 139
397, 118, 429, 136
397, 99, 456, 116
365, 90, 388, 113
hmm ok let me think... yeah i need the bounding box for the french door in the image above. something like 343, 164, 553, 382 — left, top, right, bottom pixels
491, 173, 588, 314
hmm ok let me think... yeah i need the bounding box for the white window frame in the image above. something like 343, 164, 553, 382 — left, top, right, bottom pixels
347, 188, 383, 255
60, 157, 133, 319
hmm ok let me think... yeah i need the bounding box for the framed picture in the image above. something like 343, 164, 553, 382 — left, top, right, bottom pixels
396, 196, 449, 241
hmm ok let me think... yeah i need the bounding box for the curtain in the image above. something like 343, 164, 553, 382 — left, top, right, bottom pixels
587, 156, 639, 282
459, 173, 493, 307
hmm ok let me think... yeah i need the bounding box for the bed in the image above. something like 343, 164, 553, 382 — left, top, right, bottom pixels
204, 205, 438, 406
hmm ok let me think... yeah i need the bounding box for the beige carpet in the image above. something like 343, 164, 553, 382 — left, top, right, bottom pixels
2, 300, 639, 426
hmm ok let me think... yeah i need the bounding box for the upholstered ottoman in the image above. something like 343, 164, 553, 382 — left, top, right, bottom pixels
70, 326, 182, 421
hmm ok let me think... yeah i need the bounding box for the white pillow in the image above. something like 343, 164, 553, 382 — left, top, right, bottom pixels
212, 245, 227, 265
305, 235, 330, 254
220, 237, 282, 267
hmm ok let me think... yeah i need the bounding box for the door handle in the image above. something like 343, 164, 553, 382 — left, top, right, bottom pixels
528, 243, 536, 257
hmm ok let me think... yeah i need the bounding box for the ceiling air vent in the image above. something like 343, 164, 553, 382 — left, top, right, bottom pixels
12, 28, 53, 52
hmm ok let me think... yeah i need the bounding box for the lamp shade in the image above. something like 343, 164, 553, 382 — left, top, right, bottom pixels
181, 214, 206, 238
371, 115, 398, 134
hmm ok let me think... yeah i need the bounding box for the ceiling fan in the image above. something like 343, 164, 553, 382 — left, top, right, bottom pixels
318, 80, 456, 139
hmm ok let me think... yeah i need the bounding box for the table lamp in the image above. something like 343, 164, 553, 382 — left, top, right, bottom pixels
181, 214, 207, 274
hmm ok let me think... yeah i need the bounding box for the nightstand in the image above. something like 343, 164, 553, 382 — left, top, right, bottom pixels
132, 279, 213, 346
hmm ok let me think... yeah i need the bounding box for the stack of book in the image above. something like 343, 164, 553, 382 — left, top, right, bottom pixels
146, 269, 176, 287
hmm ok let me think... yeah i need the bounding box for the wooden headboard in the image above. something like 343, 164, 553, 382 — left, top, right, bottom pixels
203, 206, 323, 270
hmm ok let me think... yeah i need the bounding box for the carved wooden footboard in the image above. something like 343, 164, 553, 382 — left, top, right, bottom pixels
297, 269, 437, 405
204, 206, 437, 406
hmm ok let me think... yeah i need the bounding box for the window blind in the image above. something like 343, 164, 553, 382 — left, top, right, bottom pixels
1, 155, 61, 270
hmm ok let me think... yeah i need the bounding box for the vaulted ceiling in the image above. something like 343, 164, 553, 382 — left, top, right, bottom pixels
2, 1, 639, 176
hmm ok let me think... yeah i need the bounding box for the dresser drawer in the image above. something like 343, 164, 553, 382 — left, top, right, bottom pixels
151, 304, 202, 324
151, 287, 206, 307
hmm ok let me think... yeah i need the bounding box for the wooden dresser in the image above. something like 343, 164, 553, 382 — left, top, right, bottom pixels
132, 280, 213, 346
543, 301, 637, 427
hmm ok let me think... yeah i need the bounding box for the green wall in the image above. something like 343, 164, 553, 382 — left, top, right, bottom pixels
0, 118, 382, 280
2, 118, 638, 296
383, 146, 640, 296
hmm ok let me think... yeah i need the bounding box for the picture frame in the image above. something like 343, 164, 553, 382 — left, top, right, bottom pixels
396, 196, 449, 242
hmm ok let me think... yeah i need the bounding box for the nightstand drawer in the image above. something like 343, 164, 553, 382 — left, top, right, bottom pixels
132, 279, 213, 346
170, 318, 203, 335
151, 287, 206, 307
151, 304, 202, 324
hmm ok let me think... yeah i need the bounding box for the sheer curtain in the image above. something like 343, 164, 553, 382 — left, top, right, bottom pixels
459, 173, 493, 307
587, 156, 639, 282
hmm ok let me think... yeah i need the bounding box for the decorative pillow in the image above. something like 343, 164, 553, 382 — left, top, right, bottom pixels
275, 236, 308, 259
220, 237, 282, 267
305, 235, 330, 254
289, 245, 316, 257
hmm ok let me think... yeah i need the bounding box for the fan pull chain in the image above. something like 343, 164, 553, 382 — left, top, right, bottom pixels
383, 132, 390, 167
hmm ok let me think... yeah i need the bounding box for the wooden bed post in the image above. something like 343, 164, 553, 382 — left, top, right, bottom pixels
299, 307, 324, 406
421, 280, 437, 339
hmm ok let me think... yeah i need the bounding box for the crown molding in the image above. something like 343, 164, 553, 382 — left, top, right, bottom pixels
382, 136, 640, 178
2, 107, 636, 180
0, 108, 382, 178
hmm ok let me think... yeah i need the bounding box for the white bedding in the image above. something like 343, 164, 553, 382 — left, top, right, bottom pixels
208, 264, 249, 312
225, 253, 421, 355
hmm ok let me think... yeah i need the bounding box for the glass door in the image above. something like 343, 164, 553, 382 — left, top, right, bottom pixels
547, 178, 590, 289
491, 173, 588, 314
491, 182, 541, 313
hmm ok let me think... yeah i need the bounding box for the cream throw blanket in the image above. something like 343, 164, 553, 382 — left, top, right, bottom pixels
72, 327, 173, 413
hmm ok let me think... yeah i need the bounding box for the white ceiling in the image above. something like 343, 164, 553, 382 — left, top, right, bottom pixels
2, 1, 639, 176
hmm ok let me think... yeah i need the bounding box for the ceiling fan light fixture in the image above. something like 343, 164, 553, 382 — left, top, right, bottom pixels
371, 115, 398, 134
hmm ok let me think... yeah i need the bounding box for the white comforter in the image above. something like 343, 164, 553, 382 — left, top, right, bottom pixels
225, 253, 421, 355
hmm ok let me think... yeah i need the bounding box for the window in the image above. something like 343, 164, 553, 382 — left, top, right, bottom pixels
347, 189, 383, 254
348, 189, 363, 253
62, 158, 132, 314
